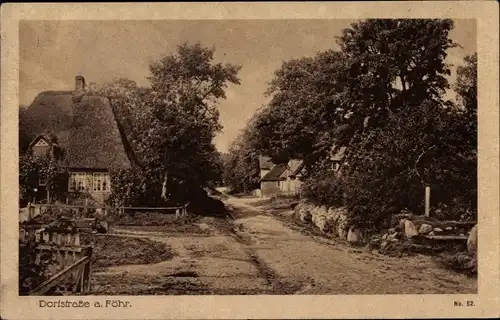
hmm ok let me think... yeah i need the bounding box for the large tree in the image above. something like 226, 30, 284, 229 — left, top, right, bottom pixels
246, 19, 477, 228
93, 43, 241, 205
223, 126, 261, 193
249, 50, 347, 169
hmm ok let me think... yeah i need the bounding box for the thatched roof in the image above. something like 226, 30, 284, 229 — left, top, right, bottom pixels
24, 91, 134, 170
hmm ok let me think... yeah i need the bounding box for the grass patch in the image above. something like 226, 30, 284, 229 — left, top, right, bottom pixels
113, 211, 187, 226
110, 211, 213, 235
252, 197, 298, 209
81, 234, 175, 270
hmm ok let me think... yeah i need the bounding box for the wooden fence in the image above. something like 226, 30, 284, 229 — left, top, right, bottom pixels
24, 202, 189, 221
21, 202, 189, 295
21, 225, 93, 296
29, 251, 92, 295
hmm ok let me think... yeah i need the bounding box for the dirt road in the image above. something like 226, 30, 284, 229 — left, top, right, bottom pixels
91, 196, 477, 295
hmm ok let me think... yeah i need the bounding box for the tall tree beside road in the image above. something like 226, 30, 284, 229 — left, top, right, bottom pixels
93, 43, 241, 205
249, 50, 347, 170
223, 115, 261, 193
246, 19, 476, 227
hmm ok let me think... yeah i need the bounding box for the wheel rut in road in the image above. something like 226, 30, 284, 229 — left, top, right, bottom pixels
225, 206, 308, 294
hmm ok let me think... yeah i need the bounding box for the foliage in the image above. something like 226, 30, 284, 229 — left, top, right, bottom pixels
243, 19, 476, 229
19, 244, 53, 295
108, 167, 149, 207
248, 50, 347, 167
301, 171, 344, 208
249, 19, 457, 174
223, 126, 261, 193
19, 154, 68, 204
91, 42, 241, 205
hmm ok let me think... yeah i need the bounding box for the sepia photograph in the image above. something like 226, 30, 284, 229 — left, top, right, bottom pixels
1, 2, 499, 320
17, 17, 479, 296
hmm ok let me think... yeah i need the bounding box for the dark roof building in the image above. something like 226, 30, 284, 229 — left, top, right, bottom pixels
280, 159, 305, 180
260, 164, 287, 182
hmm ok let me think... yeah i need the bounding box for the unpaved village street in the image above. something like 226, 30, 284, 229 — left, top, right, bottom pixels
91, 196, 477, 295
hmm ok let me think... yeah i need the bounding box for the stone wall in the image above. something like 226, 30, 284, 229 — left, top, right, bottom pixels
294, 200, 477, 254
295, 201, 359, 243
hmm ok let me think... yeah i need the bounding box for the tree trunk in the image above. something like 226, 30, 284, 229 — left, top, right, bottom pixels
161, 171, 168, 200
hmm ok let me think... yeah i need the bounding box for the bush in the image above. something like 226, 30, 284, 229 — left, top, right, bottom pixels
19, 244, 53, 295
301, 171, 344, 208
339, 100, 477, 230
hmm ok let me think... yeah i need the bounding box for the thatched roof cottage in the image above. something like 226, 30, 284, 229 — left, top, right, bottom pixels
23, 75, 135, 204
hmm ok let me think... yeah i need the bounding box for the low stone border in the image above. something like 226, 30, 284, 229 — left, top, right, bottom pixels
294, 200, 477, 254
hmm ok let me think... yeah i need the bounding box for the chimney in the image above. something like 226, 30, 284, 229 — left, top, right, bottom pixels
75, 75, 85, 91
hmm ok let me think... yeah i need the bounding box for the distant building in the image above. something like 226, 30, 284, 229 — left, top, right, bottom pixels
279, 159, 305, 196
257, 146, 347, 198
24, 75, 136, 204
258, 155, 274, 179
259, 163, 286, 197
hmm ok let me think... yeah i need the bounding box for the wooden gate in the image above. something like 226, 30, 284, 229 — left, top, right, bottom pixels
20, 222, 93, 295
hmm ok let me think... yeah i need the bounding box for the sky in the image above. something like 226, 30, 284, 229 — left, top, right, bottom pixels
19, 19, 476, 153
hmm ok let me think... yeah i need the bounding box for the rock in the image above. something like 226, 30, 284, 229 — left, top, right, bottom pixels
388, 228, 396, 234
433, 227, 443, 234
389, 238, 399, 243
315, 215, 331, 233
467, 224, 477, 253
381, 233, 388, 240
428, 231, 435, 236
459, 233, 465, 237
299, 210, 312, 223
388, 232, 399, 240
403, 219, 418, 238
338, 223, 348, 239
445, 226, 453, 231
418, 223, 433, 235
347, 227, 362, 244
399, 219, 405, 230
380, 241, 388, 250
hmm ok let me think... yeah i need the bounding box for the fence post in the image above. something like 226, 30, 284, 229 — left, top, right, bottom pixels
28, 202, 33, 221
425, 186, 431, 217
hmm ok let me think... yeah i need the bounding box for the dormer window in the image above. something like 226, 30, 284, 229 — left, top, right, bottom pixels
32, 138, 51, 160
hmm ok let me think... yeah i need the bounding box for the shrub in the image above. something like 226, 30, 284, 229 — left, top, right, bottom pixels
19, 244, 53, 295
301, 171, 344, 208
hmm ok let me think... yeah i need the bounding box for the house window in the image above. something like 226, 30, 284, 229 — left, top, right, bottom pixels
93, 172, 110, 192
69, 173, 88, 191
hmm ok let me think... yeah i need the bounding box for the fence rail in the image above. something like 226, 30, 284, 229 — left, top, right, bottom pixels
29, 254, 92, 296
24, 202, 190, 221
